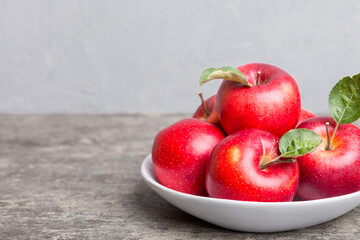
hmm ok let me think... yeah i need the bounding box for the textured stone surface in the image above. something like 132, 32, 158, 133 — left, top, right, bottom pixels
0, 114, 360, 239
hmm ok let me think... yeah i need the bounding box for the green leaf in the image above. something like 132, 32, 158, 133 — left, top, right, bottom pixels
279, 129, 322, 158
199, 66, 251, 87
329, 73, 360, 124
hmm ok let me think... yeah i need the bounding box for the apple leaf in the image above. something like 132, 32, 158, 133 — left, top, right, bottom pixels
199, 66, 251, 87
329, 73, 360, 124
279, 129, 322, 158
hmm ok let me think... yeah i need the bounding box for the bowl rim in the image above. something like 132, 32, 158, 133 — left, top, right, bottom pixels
141, 153, 360, 207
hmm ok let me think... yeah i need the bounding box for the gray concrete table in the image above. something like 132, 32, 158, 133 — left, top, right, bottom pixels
0, 114, 360, 239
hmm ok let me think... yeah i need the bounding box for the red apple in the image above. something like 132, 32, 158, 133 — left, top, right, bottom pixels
152, 118, 225, 196
192, 93, 221, 128
216, 63, 301, 137
296, 116, 360, 200
205, 128, 299, 202
297, 108, 317, 126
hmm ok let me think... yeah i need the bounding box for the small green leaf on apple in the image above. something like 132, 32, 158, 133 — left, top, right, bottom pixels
259, 129, 322, 170
326, 73, 360, 149
199, 67, 252, 87
329, 73, 360, 124
279, 129, 323, 158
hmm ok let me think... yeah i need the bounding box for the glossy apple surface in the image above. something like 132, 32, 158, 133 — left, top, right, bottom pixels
216, 63, 301, 137
296, 116, 360, 200
205, 128, 299, 202
297, 108, 317, 126
152, 118, 225, 196
192, 94, 221, 128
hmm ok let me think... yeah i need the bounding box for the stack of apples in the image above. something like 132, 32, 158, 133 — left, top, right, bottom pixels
152, 63, 360, 202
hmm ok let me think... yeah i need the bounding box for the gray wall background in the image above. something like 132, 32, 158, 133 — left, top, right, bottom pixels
1, 0, 360, 114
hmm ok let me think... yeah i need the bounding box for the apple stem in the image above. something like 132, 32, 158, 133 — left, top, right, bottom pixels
198, 92, 210, 116
325, 122, 331, 150
256, 71, 261, 85
329, 122, 340, 150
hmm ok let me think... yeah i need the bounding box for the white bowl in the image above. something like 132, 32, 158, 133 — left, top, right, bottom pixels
141, 154, 360, 233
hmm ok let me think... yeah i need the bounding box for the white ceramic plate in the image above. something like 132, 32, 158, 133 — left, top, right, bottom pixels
141, 154, 360, 233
